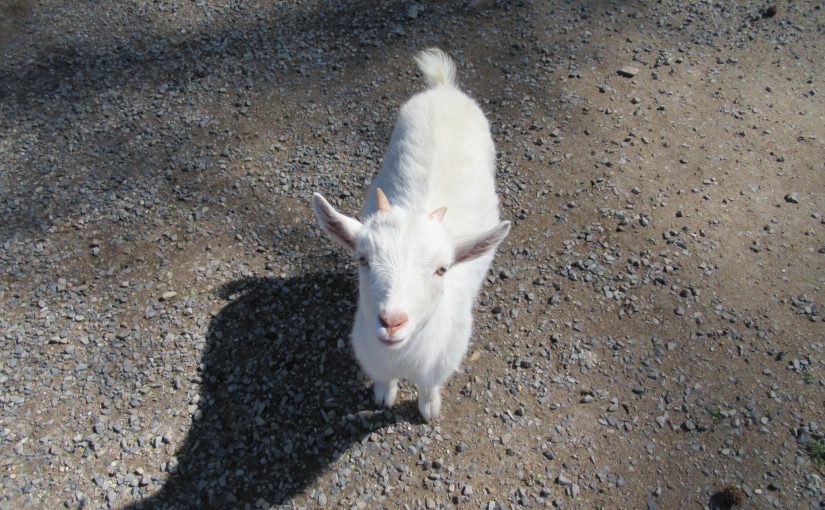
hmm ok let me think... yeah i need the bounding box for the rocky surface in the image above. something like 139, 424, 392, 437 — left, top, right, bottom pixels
1, 1, 823, 509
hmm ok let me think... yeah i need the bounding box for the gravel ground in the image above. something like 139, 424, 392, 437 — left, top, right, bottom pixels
1, 1, 824, 509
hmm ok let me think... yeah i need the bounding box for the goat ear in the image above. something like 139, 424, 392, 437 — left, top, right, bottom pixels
454, 221, 511, 263
311, 193, 362, 252
429, 207, 447, 222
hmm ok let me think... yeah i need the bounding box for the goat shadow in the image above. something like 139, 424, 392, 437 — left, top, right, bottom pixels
126, 272, 419, 509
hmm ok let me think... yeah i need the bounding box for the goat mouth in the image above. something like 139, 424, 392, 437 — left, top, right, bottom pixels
378, 335, 407, 346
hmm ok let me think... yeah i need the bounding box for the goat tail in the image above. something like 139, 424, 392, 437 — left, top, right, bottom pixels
414, 48, 457, 88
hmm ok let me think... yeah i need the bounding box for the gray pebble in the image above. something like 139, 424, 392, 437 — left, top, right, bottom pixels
556, 473, 573, 486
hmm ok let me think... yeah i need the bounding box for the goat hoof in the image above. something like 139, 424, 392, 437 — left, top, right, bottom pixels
418, 387, 442, 422
374, 380, 398, 408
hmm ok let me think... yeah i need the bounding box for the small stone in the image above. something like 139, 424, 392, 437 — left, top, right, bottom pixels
556, 473, 573, 486
618, 66, 639, 77
784, 192, 800, 204
160, 291, 178, 301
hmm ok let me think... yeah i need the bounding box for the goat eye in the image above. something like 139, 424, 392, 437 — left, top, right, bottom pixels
435, 266, 447, 276
358, 256, 369, 268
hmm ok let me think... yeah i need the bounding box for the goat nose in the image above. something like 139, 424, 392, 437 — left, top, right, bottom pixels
379, 311, 408, 332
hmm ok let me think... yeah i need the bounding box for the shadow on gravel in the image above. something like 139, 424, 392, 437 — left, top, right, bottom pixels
0, 0, 388, 104
126, 272, 419, 508
0, 0, 517, 238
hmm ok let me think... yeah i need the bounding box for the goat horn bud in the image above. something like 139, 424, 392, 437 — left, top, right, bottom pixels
376, 188, 391, 213
429, 207, 447, 222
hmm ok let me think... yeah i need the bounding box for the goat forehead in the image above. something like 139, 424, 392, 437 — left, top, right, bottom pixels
359, 214, 451, 265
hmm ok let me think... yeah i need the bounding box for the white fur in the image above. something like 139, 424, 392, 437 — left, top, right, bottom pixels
413, 47, 457, 88
312, 48, 510, 421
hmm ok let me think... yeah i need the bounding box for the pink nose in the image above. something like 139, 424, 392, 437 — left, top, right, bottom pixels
379, 311, 408, 335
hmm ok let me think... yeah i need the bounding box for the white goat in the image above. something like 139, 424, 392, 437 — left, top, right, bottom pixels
312, 48, 510, 421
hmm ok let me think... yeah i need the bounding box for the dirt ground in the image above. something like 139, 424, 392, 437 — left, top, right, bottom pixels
1, 1, 823, 509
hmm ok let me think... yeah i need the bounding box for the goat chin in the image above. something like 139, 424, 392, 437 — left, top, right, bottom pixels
311, 48, 509, 422
352, 281, 474, 391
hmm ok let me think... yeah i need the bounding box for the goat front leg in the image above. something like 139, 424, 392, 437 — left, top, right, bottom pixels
417, 385, 442, 422
373, 379, 398, 408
